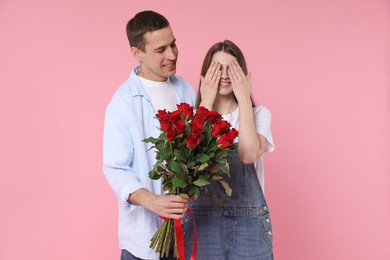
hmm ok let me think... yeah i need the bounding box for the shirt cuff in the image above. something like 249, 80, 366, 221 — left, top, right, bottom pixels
120, 183, 144, 209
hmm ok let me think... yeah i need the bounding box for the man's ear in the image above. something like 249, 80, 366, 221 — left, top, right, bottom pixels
131, 47, 142, 62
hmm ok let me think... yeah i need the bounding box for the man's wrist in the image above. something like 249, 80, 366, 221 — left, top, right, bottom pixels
127, 188, 142, 204
127, 188, 155, 207
127, 192, 133, 203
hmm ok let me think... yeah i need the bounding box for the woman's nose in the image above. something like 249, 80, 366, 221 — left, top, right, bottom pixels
221, 66, 229, 78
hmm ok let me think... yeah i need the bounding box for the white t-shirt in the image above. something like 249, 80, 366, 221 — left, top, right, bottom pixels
138, 76, 180, 197
222, 106, 275, 191
138, 76, 179, 112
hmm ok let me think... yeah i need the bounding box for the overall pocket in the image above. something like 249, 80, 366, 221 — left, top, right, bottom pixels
259, 210, 273, 247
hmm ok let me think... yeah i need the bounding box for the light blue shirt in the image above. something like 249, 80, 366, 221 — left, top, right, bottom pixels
103, 66, 195, 259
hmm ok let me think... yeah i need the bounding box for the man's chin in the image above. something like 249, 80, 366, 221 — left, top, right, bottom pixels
164, 69, 176, 77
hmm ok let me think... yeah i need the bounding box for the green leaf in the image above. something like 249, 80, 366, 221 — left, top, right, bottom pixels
148, 170, 161, 180
174, 149, 186, 162
180, 163, 189, 174
187, 160, 196, 168
156, 164, 166, 172
198, 162, 208, 171
178, 139, 187, 149
215, 149, 229, 159
172, 175, 187, 188
208, 163, 222, 174
188, 186, 200, 200
187, 175, 193, 185
216, 159, 230, 175
176, 170, 187, 180
197, 154, 209, 163
208, 142, 217, 151
193, 175, 210, 187
206, 152, 215, 159
162, 176, 172, 185
163, 182, 173, 193
160, 149, 172, 159
143, 137, 159, 144
220, 180, 232, 197
168, 161, 183, 173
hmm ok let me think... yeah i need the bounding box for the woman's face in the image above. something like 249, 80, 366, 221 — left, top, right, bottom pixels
211, 51, 237, 95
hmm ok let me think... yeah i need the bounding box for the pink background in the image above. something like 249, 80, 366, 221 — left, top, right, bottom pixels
1, 0, 389, 259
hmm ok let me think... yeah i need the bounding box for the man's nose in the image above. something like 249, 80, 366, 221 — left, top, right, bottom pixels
165, 47, 177, 60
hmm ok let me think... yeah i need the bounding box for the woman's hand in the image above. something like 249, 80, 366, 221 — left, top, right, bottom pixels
199, 62, 221, 110
228, 60, 252, 104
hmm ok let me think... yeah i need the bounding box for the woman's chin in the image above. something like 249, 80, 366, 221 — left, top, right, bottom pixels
218, 87, 233, 96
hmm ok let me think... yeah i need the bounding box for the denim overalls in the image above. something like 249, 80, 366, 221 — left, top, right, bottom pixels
183, 150, 273, 260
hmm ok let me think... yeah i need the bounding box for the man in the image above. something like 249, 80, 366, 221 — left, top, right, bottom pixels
103, 10, 195, 260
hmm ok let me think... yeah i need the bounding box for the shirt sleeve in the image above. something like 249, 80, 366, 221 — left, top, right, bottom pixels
103, 97, 144, 208
254, 106, 275, 153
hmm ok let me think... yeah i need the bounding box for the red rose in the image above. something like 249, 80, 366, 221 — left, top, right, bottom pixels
157, 110, 171, 132
193, 106, 209, 122
211, 121, 230, 137
166, 129, 176, 141
156, 109, 168, 120
217, 128, 238, 149
196, 106, 209, 116
177, 103, 194, 119
217, 134, 232, 149
186, 133, 201, 149
160, 120, 171, 132
169, 110, 181, 123
175, 119, 186, 135
190, 120, 204, 135
227, 128, 239, 140
206, 111, 222, 123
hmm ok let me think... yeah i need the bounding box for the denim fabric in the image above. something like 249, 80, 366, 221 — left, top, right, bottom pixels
183, 150, 273, 260
121, 250, 176, 260
121, 250, 143, 260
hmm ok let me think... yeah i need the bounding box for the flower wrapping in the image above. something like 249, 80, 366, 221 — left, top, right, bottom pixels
144, 103, 239, 259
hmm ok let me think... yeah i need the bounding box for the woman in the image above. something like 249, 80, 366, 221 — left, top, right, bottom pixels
183, 40, 275, 260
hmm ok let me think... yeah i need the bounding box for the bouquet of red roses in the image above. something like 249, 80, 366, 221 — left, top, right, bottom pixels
144, 103, 239, 259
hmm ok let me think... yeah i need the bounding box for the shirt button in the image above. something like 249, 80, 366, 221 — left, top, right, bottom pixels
266, 218, 270, 223
263, 206, 268, 211
268, 231, 272, 235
